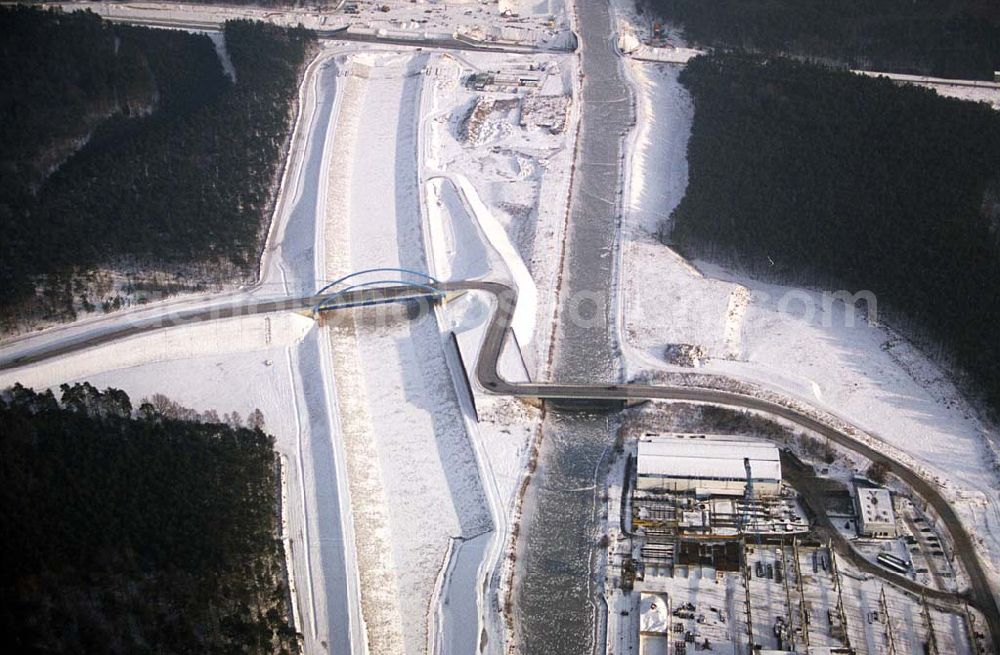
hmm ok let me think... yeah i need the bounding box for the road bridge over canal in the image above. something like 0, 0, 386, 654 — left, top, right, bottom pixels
2, 277, 998, 650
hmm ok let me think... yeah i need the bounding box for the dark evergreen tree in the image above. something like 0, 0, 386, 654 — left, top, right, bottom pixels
645, 0, 1000, 79
0, 384, 300, 654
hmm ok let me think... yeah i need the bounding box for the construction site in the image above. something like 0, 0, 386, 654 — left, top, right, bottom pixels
606, 433, 990, 655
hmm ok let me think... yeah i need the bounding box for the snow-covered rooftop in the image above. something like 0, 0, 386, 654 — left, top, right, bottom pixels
637, 436, 781, 482
856, 485, 895, 527
639, 592, 669, 634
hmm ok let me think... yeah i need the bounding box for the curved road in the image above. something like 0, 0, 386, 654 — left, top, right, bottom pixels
14, 4, 994, 651
91, 14, 574, 55
2, 279, 998, 650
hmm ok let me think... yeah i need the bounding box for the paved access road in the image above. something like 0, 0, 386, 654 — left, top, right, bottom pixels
468, 282, 1000, 653
3, 280, 998, 651
93, 13, 575, 55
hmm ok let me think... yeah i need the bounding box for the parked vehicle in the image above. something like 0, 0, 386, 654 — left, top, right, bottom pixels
877, 552, 910, 575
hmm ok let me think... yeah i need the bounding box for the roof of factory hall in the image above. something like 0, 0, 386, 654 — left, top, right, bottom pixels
637, 435, 781, 481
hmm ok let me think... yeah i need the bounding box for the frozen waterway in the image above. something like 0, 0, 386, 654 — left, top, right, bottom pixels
514, 412, 618, 655
550, 0, 632, 383
513, 0, 632, 652
437, 532, 492, 655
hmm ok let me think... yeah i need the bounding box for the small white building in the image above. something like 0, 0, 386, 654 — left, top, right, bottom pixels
637, 435, 782, 496
855, 485, 897, 538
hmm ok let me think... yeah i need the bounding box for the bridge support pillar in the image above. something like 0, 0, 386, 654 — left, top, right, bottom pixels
543, 398, 628, 412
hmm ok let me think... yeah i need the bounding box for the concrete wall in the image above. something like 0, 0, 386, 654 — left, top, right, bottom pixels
636, 474, 780, 496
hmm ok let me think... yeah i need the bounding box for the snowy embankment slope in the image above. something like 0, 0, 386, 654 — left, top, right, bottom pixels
447, 171, 538, 348
205, 31, 236, 82
256, 50, 343, 298
619, 59, 1000, 582
420, 45, 581, 653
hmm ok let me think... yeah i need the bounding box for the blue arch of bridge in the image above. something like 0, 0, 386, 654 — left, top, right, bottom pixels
314, 279, 443, 313
316, 268, 440, 297
313, 268, 442, 314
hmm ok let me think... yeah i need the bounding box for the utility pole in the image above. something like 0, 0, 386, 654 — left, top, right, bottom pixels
829, 542, 852, 651
964, 602, 983, 655
780, 538, 796, 652
793, 537, 810, 649
743, 539, 755, 653
879, 586, 897, 655
921, 592, 939, 655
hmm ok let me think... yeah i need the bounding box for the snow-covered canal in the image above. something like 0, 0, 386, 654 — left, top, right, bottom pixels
322, 51, 492, 655
513, 0, 634, 651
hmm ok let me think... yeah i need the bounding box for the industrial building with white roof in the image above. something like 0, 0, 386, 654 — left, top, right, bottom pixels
636, 435, 782, 496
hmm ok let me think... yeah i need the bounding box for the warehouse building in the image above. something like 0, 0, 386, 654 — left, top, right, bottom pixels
637, 435, 782, 496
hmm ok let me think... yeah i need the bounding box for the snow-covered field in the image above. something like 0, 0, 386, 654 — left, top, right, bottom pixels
617, 55, 1000, 591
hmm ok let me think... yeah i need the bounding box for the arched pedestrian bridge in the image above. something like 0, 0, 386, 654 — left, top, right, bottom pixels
312, 268, 447, 316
